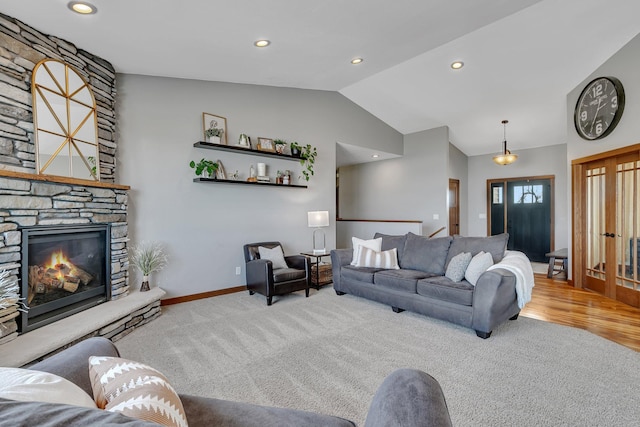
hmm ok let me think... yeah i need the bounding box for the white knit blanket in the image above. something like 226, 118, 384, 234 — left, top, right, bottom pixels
486, 250, 535, 309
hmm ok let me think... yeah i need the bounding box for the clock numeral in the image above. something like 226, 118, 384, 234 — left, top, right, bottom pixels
580, 111, 587, 121
591, 84, 603, 98
595, 123, 603, 135
611, 96, 618, 109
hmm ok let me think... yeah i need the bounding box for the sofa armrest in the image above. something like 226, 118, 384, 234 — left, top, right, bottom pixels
179, 394, 355, 427
471, 268, 518, 335
364, 369, 452, 427
28, 337, 120, 396
330, 249, 352, 291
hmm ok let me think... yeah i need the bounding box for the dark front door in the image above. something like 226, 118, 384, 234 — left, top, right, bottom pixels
488, 177, 553, 262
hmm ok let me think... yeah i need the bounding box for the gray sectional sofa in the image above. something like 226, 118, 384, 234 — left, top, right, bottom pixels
331, 232, 520, 338
1, 337, 453, 427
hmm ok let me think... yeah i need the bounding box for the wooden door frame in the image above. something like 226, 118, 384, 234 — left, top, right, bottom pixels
571, 143, 640, 291
448, 179, 460, 236
486, 175, 555, 251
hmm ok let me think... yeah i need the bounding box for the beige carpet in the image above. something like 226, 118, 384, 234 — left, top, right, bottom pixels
116, 287, 639, 426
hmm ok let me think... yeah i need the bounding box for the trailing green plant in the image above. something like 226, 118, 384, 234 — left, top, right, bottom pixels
87, 156, 97, 176
189, 158, 219, 177
129, 242, 168, 277
299, 143, 317, 181
290, 141, 301, 154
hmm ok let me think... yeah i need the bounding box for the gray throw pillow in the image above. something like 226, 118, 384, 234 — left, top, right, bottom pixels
258, 246, 288, 270
464, 251, 494, 286
445, 252, 472, 282
445, 233, 509, 267
400, 233, 452, 275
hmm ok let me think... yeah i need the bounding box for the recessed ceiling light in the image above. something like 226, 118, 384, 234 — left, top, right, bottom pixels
254, 40, 270, 48
372, 154, 379, 158
351, 58, 364, 65
68, 1, 97, 14
451, 61, 464, 70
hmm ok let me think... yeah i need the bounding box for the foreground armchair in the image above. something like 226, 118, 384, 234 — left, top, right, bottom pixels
3, 337, 453, 426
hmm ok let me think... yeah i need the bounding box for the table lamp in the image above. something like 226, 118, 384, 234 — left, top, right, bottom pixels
307, 211, 329, 254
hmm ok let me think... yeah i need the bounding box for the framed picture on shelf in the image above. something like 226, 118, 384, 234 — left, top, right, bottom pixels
216, 159, 226, 180
202, 113, 227, 145
257, 137, 275, 152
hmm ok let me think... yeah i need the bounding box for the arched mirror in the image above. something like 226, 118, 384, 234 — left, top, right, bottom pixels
31, 59, 100, 180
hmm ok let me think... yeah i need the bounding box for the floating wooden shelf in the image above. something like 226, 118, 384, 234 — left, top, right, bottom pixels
193, 178, 307, 188
194, 141, 303, 162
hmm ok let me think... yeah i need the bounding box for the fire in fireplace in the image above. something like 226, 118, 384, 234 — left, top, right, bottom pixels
20, 224, 111, 333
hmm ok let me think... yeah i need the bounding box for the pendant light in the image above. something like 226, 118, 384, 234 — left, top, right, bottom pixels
493, 120, 518, 165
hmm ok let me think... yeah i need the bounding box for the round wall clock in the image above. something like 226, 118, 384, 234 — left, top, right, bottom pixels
574, 76, 625, 140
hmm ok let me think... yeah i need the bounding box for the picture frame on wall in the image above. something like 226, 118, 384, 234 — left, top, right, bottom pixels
202, 113, 227, 145
257, 137, 275, 152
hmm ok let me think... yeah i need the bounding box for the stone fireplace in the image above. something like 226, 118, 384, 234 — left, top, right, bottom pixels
20, 223, 111, 333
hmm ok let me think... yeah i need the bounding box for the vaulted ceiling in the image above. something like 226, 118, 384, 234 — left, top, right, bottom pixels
4, 0, 640, 162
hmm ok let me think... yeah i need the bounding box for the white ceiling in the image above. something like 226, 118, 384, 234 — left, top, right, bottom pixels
4, 0, 640, 163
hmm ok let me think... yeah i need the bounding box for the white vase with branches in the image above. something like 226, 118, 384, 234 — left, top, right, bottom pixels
130, 242, 168, 292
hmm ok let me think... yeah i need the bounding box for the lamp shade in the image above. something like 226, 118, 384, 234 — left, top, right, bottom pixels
307, 211, 329, 228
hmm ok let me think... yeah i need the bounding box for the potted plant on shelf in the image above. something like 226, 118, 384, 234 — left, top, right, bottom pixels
129, 242, 168, 292
205, 126, 224, 144
274, 139, 287, 154
290, 141, 302, 158
299, 143, 317, 181
189, 158, 219, 178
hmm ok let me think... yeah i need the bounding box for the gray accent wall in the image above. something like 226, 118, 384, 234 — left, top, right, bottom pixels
337, 126, 450, 237
448, 142, 468, 236
467, 144, 568, 248
116, 74, 402, 298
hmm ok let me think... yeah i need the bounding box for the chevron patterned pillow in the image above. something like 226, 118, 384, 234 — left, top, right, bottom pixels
88, 356, 188, 427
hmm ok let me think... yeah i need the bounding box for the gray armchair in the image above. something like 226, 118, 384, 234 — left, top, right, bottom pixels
243, 241, 311, 305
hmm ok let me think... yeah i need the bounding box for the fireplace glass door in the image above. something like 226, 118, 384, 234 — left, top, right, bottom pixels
20, 224, 111, 332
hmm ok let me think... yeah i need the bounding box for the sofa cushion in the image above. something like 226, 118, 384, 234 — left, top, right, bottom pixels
374, 269, 434, 293
342, 265, 384, 283
0, 367, 97, 409
89, 356, 188, 427
273, 267, 306, 283
400, 233, 452, 275
445, 233, 509, 267
0, 398, 161, 426
417, 276, 475, 306
464, 251, 494, 286
351, 237, 382, 265
445, 252, 472, 282
355, 247, 400, 269
258, 245, 288, 269
374, 233, 408, 261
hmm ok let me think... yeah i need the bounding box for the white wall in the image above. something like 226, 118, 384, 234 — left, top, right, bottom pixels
448, 143, 468, 236
116, 74, 402, 298
337, 126, 450, 237
467, 144, 568, 246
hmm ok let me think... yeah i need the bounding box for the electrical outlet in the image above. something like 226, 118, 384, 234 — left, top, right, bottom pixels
235, 266, 241, 275
432, 214, 439, 220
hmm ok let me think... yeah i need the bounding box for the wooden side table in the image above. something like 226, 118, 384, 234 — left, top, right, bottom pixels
545, 248, 568, 279
301, 251, 332, 289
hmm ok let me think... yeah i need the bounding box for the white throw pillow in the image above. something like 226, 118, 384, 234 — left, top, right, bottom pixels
350, 237, 382, 265
258, 245, 288, 270
0, 367, 97, 408
445, 252, 472, 282
355, 247, 400, 269
464, 251, 494, 286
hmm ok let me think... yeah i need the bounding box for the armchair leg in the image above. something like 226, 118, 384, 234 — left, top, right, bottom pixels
249, 290, 255, 295
267, 296, 273, 306
305, 288, 310, 297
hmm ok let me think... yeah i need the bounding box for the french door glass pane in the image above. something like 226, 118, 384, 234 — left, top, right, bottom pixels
586, 167, 606, 279
616, 161, 640, 290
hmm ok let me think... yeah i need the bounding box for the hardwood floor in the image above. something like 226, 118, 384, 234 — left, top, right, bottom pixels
521, 274, 640, 352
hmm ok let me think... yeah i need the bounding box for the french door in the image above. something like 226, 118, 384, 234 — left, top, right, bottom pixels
573, 144, 640, 307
